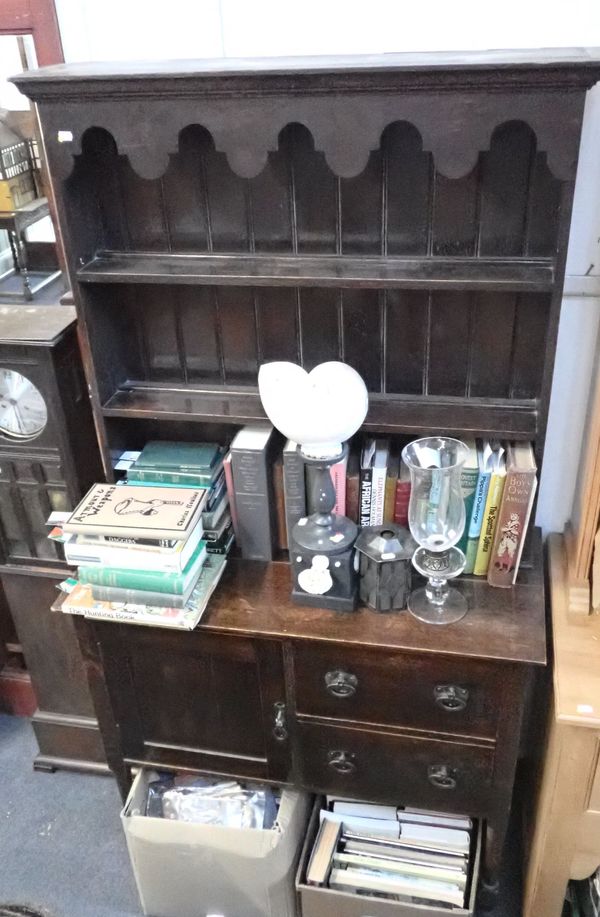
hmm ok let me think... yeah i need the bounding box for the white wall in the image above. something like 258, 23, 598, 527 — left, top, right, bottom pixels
51, 0, 600, 532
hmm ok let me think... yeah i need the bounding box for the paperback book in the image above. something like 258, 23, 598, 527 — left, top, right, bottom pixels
63, 483, 207, 542
61, 554, 227, 631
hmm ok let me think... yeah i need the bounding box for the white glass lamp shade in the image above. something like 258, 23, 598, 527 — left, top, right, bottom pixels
258, 361, 369, 458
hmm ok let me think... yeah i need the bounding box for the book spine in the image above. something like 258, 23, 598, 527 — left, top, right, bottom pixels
359, 468, 373, 527
383, 470, 398, 523
393, 479, 411, 527
64, 543, 186, 573
473, 474, 506, 576
330, 455, 348, 516
222, 452, 239, 540
283, 444, 306, 540
79, 565, 189, 594
346, 455, 360, 525
488, 471, 537, 587
127, 468, 212, 486
463, 471, 491, 574
95, 535, 177, 548
231, 439, 275, 561
64, 606, 191, 629
273, 455, 288, 551
91, 585, 187, 608
370, 464, 386, 526
456, 467, 479, 554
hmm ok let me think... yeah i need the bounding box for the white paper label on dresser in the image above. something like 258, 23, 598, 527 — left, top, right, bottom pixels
57, 130, 73, 143
297, 555, 333, 595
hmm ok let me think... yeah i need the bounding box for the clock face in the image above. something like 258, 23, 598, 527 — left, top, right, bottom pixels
0, 369, 48, 439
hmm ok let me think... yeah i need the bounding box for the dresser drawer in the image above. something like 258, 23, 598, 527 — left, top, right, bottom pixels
295, 722, 495, 813
293, 643, 499, 740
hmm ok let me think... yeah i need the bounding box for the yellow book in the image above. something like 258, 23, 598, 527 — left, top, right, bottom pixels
474, 455, 507, 576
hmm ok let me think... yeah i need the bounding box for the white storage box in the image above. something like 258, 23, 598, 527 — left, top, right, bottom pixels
121, 770, 311, 917
296, 799, 482, 917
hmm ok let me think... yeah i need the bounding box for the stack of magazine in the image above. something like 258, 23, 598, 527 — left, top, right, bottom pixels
306, 798, 475, 909
52, 443, 234, 630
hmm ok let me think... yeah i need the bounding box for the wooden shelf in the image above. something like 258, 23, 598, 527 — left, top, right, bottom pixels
78, 251, 555, 292
102, 382, 539, 438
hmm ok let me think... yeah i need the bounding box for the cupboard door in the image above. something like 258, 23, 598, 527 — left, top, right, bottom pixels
96, 626, 290, 781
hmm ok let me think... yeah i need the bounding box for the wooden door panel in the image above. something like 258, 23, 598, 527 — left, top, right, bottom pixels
97, 626, 289, 777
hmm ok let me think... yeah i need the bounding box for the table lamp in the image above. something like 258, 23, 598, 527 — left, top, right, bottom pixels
258, 361, 368, 611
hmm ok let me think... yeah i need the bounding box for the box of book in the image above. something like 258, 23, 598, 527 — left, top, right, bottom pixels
296, 798, 481, 917
121, 769, 311, 917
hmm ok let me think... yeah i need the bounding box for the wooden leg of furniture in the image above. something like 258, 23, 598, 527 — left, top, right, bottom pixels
524, 536, 600, 917
72, 616, 131, 800
523, 708, 599, 917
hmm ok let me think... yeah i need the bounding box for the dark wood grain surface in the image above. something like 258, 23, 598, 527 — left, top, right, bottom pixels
199, 534, 545, 666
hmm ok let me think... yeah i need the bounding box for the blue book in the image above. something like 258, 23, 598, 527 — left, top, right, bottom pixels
463, 441, 502, 574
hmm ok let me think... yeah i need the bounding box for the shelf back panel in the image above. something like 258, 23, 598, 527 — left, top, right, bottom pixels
63, 121, 562, 265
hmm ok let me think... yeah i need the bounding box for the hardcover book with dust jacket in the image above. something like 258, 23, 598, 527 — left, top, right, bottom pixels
63, 484, 206, 541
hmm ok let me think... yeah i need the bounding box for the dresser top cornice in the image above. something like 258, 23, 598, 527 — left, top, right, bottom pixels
11, 47, 600, 101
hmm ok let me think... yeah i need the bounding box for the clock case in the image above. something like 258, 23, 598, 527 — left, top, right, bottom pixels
0, 306, 101, 567
0, 305, 107, 775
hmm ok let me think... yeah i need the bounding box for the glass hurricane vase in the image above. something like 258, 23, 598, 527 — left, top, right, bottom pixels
401, 437, 469, 625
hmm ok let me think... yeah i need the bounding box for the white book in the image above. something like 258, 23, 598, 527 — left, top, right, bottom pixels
401, 808, 473, 831
343, 838, 468, 870
319, 811, 400, 839
333, 801, 398, 821
64, 519, 204, 572
329, 866, 465, 907
333, 852, 467, 888
370, 439, 389, 526
323, 811, 470, 853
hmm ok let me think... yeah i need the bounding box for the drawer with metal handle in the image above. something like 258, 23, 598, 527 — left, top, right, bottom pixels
293, 643, 501, 740
295, 721, 495, 814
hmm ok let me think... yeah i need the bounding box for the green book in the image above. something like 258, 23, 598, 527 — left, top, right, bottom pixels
78, 539, 207, 594
456, 439, 479, 555
127, 468, 213, 486
134, 441, 222, 473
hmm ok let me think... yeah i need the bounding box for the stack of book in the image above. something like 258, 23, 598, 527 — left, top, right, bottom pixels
56, 479, 227, 630
124, 441, 235, 557
459, 440, 537, 586
306, 798, 475, 908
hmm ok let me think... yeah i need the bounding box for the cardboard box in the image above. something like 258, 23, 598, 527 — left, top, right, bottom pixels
296, 800, 481, 917
122, 770, 311, 917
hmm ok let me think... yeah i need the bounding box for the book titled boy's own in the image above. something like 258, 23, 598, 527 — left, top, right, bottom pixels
488, 442, 537, 587
63, 484, 206, 542
231, 425, 275, 561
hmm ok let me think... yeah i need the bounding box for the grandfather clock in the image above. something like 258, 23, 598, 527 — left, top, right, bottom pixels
0, 305, 108, 774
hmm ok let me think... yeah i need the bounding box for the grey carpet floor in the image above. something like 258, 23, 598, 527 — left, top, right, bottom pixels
0, 715, 140, 917
0, 713, 521, 916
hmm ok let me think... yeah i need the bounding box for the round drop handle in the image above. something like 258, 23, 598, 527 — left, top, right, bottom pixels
434, 684, 469, 712
328, 750, 357, 775
428, 765, 457, 790
325, 670, 358, 698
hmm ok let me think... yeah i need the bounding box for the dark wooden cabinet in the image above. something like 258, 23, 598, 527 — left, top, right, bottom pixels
0, 307, 105, 772
13, 49, 600, 898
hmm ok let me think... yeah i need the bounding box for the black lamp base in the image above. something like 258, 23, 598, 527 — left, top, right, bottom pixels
291, 585, 358, 612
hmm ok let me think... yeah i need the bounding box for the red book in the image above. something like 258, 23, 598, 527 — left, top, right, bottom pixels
393, 459, 411, 527
330, 451, 348, 516
222, 451, 239, 541
487, 442, 537, 588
